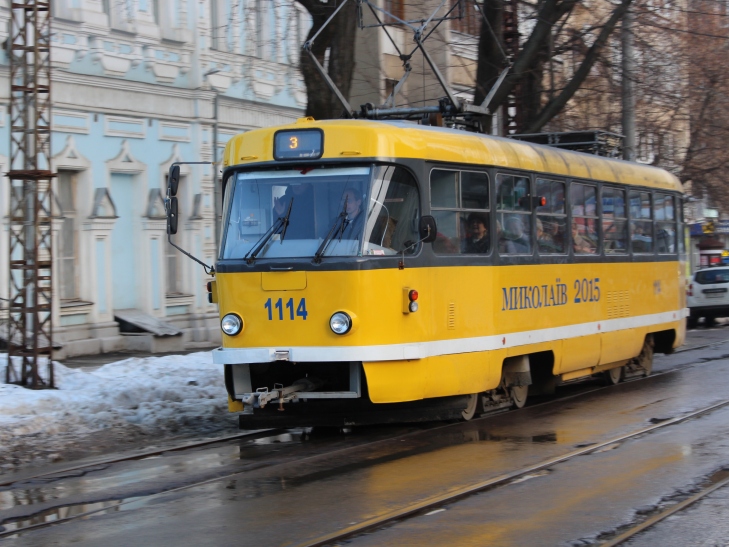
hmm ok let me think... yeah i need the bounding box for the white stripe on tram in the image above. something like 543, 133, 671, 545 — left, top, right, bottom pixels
212, 308, 688, 365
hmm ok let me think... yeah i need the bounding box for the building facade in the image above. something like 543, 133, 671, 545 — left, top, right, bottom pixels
0, 0, 481, 359
0, 0, 311, 358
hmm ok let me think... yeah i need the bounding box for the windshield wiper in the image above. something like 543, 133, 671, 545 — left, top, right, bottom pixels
245, 198, 294, 264
314, 195, 348, 264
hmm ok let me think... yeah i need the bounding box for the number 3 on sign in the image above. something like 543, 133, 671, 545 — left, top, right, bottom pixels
289, 136, 298, 149
264, 298, 308, 320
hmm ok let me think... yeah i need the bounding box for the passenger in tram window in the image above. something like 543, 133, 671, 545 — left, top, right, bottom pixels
537, 217, 564, 253
272, 182, 315, 238
572, 220, 595, 254
631, 221, 653, 252
464, 213, 490, 254
502, 215, 531, 253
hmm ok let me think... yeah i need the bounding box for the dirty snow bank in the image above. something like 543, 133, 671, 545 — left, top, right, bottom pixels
0, 352, 235, 470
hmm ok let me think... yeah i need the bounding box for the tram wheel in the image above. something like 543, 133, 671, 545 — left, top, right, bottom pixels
509, 384, 528, 409
603, 366, 624, 386
461, 393, 480, 421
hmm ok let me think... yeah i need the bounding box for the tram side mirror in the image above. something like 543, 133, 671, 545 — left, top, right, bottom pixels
168, 165, 180, 197
419, 215, 437, 243
167, 197, 178, 235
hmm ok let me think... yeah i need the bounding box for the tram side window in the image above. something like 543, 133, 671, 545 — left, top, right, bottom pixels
629, 191, 653, 253
654, 193, 676, 254
570, 183, 598, 255
535, 178, 566, 254
496, 174, 531, 254
365, 165, 420, 255
602, 188, 628, 254
430, 169, 490, 255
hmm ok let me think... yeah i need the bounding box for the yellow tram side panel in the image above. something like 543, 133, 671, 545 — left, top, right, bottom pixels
216, 260, 683, 404
224, 119, 682, 192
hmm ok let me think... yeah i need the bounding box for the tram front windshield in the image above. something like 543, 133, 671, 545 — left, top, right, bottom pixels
220, 165, 420, 260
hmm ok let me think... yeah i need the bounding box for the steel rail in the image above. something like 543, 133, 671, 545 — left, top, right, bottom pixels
0, 420, 460, 538
3, 344, 728, 538
4, 397, 728, 541
292, 399, 729, 547
600, 473, 729, 546
0, 428, 277, 488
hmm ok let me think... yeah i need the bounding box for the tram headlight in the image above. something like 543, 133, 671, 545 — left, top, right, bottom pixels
329, 312, 352, 335
221, 313, 243, 336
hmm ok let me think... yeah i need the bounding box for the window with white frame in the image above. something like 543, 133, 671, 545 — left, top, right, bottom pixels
57, 171, 79, 301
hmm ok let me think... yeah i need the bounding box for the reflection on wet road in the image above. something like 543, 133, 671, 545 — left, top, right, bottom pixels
3, 329, 729, 545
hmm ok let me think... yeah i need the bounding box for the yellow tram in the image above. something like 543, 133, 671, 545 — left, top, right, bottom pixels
194, 118, 686, 426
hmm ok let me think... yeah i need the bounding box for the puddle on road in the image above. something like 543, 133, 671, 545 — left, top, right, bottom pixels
0, 429, 311, 516
477, 432, 559, 444
0, 498, 127, 537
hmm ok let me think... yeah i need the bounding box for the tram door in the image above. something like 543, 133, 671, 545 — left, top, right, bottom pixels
111, 173, 138, 310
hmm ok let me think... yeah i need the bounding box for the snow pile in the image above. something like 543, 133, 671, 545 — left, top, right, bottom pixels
0, 352, 234, 468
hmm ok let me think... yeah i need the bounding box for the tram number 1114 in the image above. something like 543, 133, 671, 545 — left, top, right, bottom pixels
264, 298, 309, 321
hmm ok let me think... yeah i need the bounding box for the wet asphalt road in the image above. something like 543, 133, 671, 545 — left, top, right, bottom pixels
3, 324, 729, 546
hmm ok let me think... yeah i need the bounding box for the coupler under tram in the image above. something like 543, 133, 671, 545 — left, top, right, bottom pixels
223, 355, 536, 427
223, 360, 471, 427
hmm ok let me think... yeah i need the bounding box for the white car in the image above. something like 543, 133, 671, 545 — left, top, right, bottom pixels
687, 267, 729, 328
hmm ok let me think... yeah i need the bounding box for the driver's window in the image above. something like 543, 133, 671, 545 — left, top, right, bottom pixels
365, 166, 420, 256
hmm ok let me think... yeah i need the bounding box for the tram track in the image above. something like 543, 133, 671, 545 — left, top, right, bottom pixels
4, 332, 724, 491
598, 471, 729, 546
0, 339, 729, 488
0, 428, 279, 488
3, 337, 729, 540
3, 396, 729, 541
292, 399, 729, 547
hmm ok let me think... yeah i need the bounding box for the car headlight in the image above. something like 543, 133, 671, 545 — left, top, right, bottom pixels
221, 313, 243, 336
330, 312, 352, 335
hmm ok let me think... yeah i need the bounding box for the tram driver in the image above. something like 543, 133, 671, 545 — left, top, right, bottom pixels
338, 187, 365, 240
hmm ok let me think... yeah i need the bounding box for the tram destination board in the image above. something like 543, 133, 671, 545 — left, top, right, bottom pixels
273, 129, 323, 160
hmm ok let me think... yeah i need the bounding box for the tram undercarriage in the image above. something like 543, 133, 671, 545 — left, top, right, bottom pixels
224, 358, 535, 428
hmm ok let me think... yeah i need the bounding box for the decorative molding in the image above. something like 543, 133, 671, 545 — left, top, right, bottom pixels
51, 31, 90, 69
159, 122, 191, 142
142, 219, 167, 231
82, 218, 116, 231
89, 36, 143, 77
145, 189, 167, 219
104, 116, 146, 139
160, 143, 192, 181
90, 188, 117, 218
106, 140, 146, 173
143, 45, 191, 84
250, 58, 286, 100
53, 110, 91, 135
53, 135, 92, 170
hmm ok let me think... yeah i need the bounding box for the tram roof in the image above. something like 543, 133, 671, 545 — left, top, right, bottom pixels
223, 118, 683, 192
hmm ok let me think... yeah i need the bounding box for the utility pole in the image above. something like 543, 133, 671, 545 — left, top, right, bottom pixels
621, 6, 636, 161
5, 0, 55, 388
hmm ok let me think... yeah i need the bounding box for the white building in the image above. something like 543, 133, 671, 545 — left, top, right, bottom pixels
0, 0, 310, 358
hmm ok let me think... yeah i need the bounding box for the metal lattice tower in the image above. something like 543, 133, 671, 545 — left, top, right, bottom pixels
502, 0, 521, 135
5, 0, 54, 388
